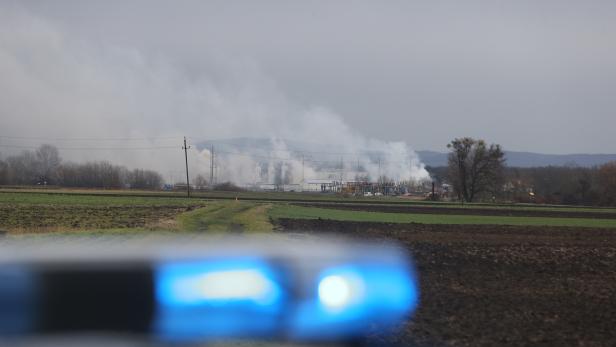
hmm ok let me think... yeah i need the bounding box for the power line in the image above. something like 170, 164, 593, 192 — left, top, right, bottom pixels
0, 136, 420, 165
189, 138, 411, 156
212, 148, 413, 165
0, 135, 181, 142
210, 144, 215, 186
3, 132, 415, 152
0, 143, 417, 166
182, 137, 191, 198
0, 144, 178, 151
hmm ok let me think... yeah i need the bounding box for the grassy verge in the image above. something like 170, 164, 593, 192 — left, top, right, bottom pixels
178, 201, 273, 232
0, 191, 206, 207
269, 204, 616, 229
3, 188, 616, 213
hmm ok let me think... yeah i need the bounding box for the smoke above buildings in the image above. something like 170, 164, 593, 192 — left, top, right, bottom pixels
0, 5, 429, 186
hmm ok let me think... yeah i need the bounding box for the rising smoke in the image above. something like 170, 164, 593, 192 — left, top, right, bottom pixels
0, 5, 429, 186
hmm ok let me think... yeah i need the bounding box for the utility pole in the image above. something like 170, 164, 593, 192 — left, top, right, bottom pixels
282, 160, 285, 192
182, 137, 191, 198
210, 144, 214, 187
432, 181, 436, 201
301, 154, 305, 184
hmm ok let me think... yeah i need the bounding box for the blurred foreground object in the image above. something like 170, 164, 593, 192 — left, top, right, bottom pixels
0, 236, 418, 344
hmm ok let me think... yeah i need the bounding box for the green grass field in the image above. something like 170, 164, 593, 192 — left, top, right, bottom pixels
269, 204, 616, 228
0, 191, 276, 234
2, 189, 616, 234
0, 191, 206, 207
3, 187, 616, 213
0, 191, 207, 233
178, 201, 273, 232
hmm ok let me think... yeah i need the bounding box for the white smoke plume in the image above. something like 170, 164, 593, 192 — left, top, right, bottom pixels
0, 6, 429, 186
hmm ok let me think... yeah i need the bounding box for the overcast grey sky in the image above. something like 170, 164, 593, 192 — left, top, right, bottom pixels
2, 0, 616, 154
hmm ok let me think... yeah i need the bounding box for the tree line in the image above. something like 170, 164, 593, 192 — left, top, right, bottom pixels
0, 144, 163, 189
434, 137, 616, 206
502, 164, 616, 206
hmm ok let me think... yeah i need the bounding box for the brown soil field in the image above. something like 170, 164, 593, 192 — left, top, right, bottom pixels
293, 202, 616, 219
277, 219, 616, 346
0, 205, 197, 232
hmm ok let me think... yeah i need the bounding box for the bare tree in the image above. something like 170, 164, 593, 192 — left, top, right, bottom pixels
128, 169, 163, 190
598, 161, 616, 206
6, 150, 39, 184
35, 144, 61, 184
194, 174, 208, 190
0, 157, 7, 185
447, 137, 505, 202
57, 161, 123, 189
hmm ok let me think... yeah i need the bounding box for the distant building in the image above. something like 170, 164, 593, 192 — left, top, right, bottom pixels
302, 179, 339, 192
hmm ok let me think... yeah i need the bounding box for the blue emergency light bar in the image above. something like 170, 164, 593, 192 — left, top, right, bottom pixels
154, 258, 287, 340
0, 236, 418, 343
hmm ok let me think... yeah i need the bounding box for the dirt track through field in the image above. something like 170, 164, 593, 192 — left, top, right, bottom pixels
292, 202, 616, 219
276, 219, 616, 346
